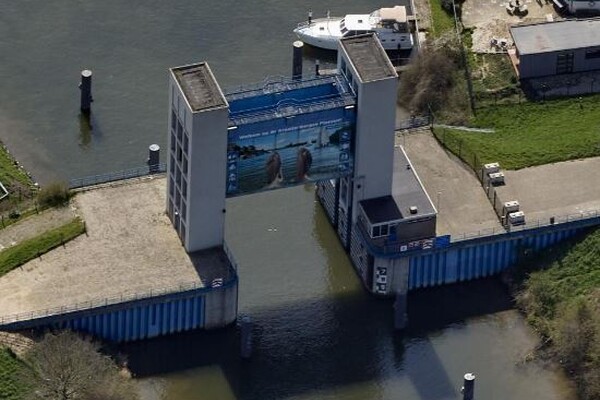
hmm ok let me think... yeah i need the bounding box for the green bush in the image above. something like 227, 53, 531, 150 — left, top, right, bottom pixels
515, 228, 600, 400
37, 181, 71, 208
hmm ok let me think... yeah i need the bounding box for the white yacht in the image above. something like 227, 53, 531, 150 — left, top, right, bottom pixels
293, 6, 413, 51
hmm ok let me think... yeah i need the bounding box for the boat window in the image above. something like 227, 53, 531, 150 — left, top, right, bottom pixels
391, 39, 396, 42
381, 39, 386, 42
341, 27, 348, 34
358, 19, 363, 23
320, 27, 325, 31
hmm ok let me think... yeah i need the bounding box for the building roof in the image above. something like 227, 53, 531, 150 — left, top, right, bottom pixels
510, 19, 600, 55
359, 146, 436, 225
171, 62, 227, 112
391, 145, 436, 219
360, 196, 402, 224
340, 34, 397, 82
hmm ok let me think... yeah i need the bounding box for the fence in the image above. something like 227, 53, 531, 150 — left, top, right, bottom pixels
395, 115, 432, 131
356, 205, 600, 257
69, 163, 167, 189
0, 270, 238, 328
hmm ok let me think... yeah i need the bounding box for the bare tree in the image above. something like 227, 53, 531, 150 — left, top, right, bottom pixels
20, 331, 138, 400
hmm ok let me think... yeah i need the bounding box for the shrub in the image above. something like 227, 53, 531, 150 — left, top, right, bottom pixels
37, 181, 70, 208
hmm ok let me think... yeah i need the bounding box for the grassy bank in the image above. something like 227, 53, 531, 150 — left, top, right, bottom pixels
0, 144, 32, 190
433, 94, 600, 169
429, 0, 456, 37
0, 217, 85, 277
514, 228, 600, 400
0, 347, 28, 400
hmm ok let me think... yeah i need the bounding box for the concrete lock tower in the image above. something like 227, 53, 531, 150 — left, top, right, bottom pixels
167, 62, 229, 252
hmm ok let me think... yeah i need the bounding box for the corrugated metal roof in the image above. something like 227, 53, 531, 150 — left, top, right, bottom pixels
511, 19, 600, 55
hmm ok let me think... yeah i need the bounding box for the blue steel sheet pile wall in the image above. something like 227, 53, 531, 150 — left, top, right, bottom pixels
1, 278, 238, 343
407, 225, 587, 290
58, 294, 206, 342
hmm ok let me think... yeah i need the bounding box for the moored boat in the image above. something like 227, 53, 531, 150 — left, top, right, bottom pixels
293, 6, 413, 51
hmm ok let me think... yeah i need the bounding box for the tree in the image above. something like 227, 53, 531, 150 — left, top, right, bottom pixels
20, 331, 138, 400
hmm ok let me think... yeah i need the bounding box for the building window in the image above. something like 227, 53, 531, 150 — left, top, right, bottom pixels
181, 199, 187, 219
556, 52, 574, 74
381, 224, 389, 236
177, 120, 183, 142
171, 111, 177, 130
177, 145, 182, 162
340, 178, 348, 205
183, 134, 189, 153
170, 132, 176, 152
585, 49, 600, 59
372, 225, 381, 237
182, 178, 187, 197
182, 156, 188, 175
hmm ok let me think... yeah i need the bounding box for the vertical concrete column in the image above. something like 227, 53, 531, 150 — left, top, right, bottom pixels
392, 257, 410, 329
292, 41, 304, 80
240, 315, 253, 359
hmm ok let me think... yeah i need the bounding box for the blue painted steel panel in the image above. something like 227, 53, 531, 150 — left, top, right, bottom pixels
407, 224, 587, 290
35, 290, 210, 343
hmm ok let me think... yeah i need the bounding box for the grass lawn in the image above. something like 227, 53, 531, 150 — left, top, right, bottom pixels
0, 217, 85, 277
434, 94, 600, 169
429, 0, 456, 37
0, 347, 28, 400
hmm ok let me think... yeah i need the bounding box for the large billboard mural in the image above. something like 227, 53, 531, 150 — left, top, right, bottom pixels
226, 115, 355, 196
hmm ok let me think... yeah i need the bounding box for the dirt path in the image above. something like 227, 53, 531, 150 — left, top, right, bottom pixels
0, 206, 77, 251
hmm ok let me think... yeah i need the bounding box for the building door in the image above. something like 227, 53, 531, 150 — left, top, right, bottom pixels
556, 52, 574, 74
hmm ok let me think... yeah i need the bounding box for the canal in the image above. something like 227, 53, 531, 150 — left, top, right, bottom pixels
0, 1, 575, 399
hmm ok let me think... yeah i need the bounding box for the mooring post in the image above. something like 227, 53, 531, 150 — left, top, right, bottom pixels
308, 9, 313, 25
315, 59, 320, 76
147, 144, 160, 173
394, 292, 408, 330
292, 41, 304, 80
462, 372, 475, 400
80, 69, 93, 114
240, 315, 253, 359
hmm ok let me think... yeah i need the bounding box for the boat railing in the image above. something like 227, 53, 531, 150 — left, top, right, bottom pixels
296, 17, 334, 29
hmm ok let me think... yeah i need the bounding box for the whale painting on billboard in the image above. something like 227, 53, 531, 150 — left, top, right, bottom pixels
226, 117, 354, 196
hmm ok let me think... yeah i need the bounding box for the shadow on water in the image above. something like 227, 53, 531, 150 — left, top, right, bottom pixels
119, 186, 514, 399
120, 279, 511, 399
78, 112, 103, 150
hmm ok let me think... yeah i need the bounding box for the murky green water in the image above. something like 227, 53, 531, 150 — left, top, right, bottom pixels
0, 2, 575, 399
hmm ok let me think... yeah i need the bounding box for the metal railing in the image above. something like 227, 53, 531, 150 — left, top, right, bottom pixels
355, 208, 600, 256
69, 163, 167, 189
395, 115, 432, 131
0, 274, 238, 327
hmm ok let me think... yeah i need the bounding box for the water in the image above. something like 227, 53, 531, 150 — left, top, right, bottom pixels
0, 2, 575, 399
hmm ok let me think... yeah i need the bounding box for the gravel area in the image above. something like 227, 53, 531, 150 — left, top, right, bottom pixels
398, 130, 504, 237
0, 176, 205, 318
